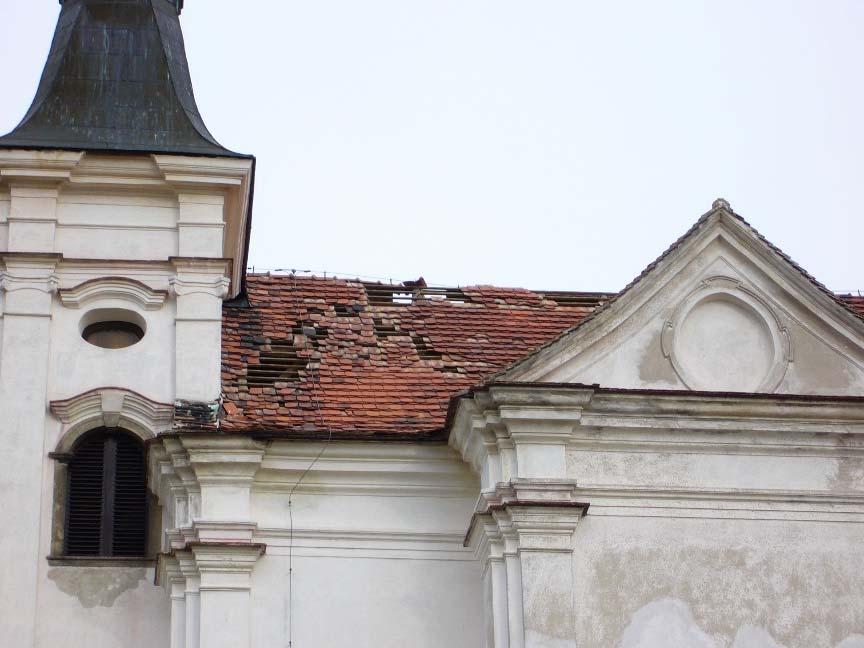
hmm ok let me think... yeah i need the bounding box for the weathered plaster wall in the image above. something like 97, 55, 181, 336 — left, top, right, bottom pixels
514, 213, 864, 397
572, 515, 864, 648
250, 553, 482, 647
55, 189, 179, 260
0, 188, 9, 250
153, 440, 486, 647
35, 566, 169, 648
0, 151, 248, 648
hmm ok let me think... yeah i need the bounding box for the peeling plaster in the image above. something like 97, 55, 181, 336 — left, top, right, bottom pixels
47, 567, 147, 608
637, 331, 679, 386
579, 528, 864, 648
617, 599, 864, 648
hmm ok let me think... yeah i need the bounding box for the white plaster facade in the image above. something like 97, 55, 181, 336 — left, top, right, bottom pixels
0, 150, 252, 648
0, 32, 862, 648
448, 204, 864, 647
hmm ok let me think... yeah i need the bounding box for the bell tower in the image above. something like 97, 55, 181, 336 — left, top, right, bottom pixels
0, 2, 253, 646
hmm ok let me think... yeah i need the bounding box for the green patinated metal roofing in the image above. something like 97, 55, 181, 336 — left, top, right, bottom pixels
0, 0, 246, 158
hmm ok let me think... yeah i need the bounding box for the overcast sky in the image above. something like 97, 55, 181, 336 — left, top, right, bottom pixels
2, 1, 862, 293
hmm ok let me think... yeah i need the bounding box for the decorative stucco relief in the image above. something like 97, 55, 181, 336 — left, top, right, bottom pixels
661, 276, 792, 393
58, 276, 168, 311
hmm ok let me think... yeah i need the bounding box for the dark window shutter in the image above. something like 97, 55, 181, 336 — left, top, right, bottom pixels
65, 429, 147, 557
111, 435, 147, 556
65, 436, 106, 556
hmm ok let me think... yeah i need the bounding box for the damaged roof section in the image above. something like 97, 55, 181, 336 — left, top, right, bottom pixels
218, 274, 862, 440
174, 399, 220, 431
220, 275, 610, 439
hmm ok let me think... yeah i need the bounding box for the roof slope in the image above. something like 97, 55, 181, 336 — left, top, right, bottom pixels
218, 274, 861, 440
219, 275, 607, 439
495, 200, 864, 382
0, 0, 244, 157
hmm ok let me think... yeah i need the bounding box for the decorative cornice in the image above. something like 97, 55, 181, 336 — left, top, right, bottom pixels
50, 387, 174, 447
152, 156, 252, 188
465, 480, 587, 551
170, 275, 230, 300
0, 254, 61, 295
59, 276, 168, 310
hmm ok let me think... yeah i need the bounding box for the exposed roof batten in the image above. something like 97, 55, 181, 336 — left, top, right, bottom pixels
0, 0, 246, 158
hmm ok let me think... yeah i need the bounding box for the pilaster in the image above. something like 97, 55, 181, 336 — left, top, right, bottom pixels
468, 481, 587, 648
0, 151, 81, 254
193, 543, 265, 648
176, 192, 227, 258
160, 556, 187, 648
181, 436, 266, 543
170, 257, 230, 402
178, 551, 201, 648
0, 253, 59, 647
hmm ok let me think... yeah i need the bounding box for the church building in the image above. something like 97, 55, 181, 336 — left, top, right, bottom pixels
1, 2, 862, 647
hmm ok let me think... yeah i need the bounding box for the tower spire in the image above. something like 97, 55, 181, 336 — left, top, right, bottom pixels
0, 0, 243, 157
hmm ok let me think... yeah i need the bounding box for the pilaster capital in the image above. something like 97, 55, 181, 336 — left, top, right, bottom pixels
158, 555, 187, 595
169, 257, 231, 303
190, 543, 265, 592
1, 254, 60, 292
176, 550, 201, 590
1, 254, 61, 315
180, 436, 267, 483
0, 150, 83, 185
466, 480, 588, 557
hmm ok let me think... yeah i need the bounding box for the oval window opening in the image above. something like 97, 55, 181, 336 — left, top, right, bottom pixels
82, 321, 144, 349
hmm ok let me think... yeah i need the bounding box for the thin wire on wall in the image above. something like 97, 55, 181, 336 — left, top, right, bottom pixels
285, 271, 333, 648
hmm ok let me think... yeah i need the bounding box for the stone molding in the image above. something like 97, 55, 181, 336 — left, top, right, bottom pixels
0, 150, 83, 183
169, 259, 231, 300
50, 387, 174, 446
451, 384, 864, 491
153, 155, 253, 298
157, 543, 264, 648
58, 276, 168, 310
660, 274, 792, 392
501, 207, 864, 385
465, 481, 586, 648
0, 254, 60, 316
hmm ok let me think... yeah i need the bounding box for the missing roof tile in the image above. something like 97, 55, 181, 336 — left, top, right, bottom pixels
363, 282, 413, 305
373, 318, 403, 339
362, 281, 473, 306
411, 334, 443, 361
420, 286, 471, 304
335, 304, 362, 317
246, 339, 307, 386
291, 324, 329, 349
536, 291, 611, 307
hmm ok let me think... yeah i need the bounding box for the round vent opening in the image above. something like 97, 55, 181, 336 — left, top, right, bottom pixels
80, 309, 146, 350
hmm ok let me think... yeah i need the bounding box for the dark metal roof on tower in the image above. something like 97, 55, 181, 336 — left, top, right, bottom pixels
0, 0, 246, 158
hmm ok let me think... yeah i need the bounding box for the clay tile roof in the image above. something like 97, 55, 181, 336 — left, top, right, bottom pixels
219, 274, 862, 441
841, 295, 864, 317
219, 274, 610, 439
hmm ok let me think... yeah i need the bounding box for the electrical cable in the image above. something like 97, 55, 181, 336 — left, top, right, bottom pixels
286, 270, 333, 648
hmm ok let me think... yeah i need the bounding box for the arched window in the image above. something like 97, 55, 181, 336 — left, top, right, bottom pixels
65, 428, 148, 557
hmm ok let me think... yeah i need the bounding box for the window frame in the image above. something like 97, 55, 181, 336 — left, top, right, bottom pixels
48, 427, 155, 566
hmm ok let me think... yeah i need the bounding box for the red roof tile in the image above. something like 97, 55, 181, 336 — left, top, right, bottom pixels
841, 295, 864, 317
219, 275, 862, 440
219, 275, 607, 439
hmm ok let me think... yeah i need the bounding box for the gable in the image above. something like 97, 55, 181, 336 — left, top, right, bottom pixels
501, 200, 864, 396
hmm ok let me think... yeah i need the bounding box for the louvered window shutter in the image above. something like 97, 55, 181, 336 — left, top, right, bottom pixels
65, 430, 147, 557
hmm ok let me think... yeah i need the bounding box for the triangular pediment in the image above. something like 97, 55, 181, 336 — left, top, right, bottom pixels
501, 200, 864, 395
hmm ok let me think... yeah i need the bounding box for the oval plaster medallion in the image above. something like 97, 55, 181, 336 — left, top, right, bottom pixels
661, 277, 791, 393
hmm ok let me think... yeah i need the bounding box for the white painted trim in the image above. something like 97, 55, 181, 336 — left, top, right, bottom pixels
58, 276, 168, 310
50, 387, 174, 447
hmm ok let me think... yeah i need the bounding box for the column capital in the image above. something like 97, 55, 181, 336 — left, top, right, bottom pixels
1, 254, 60, 316
467, 480, 588, 555
191, 543, 265, 591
